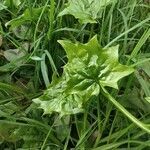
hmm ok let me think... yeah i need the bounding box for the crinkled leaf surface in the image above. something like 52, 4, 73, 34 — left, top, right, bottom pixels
33, 36, 134, 116
58, 0, 115, 24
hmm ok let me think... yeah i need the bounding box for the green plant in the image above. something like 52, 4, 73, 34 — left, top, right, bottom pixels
33, 35, 134, 116
0, 0, 150, 149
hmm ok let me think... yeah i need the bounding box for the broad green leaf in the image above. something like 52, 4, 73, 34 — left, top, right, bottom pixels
33, 35, 134, 116
33, 76, 85, 116
5, 7, 47, 29
58, 0, 115, 24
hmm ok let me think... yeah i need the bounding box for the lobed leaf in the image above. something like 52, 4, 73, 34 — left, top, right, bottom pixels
33, 35, 134, 116
58, 0, 115, 24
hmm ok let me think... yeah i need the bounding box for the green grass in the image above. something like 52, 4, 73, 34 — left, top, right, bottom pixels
0, 0, 150, 149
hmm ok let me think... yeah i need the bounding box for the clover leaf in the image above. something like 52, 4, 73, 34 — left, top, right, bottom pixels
33, 36, 134, 116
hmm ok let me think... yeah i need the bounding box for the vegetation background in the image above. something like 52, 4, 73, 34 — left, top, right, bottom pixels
0, 0, 150, 149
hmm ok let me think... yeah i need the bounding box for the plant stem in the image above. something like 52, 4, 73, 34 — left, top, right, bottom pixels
102, 86, 150, 134
94, 93, 102, 148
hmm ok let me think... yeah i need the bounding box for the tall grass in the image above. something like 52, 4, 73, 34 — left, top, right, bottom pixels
0, 0, 150, 149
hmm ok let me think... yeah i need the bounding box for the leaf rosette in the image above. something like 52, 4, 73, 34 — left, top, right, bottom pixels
33, 36, 134, 116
